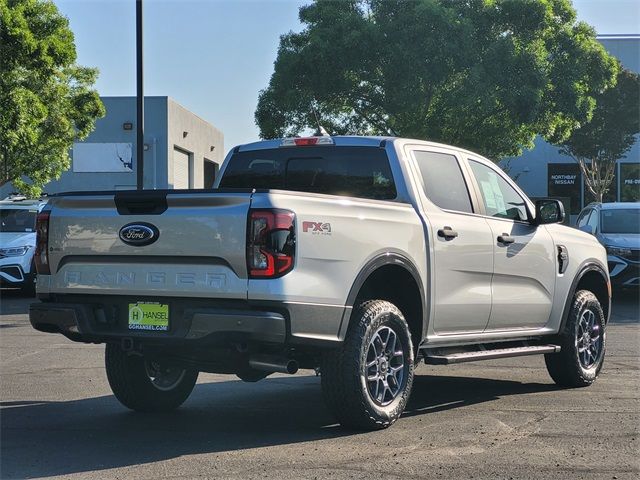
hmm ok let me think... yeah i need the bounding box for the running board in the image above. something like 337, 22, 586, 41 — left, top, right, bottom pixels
423, 345, 561, 365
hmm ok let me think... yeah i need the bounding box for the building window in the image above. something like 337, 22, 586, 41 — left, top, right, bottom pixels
620, 163, 640, 202
173, 147, 192, 189
204, 158, 218, 189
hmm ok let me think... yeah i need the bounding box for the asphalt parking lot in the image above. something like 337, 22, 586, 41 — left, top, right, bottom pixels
1, 290, 638, 480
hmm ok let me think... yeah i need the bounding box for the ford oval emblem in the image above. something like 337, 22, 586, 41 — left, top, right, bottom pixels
119, 223, 159, 246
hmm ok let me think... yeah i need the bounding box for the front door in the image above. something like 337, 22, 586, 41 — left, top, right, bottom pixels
467, 159, 556, 331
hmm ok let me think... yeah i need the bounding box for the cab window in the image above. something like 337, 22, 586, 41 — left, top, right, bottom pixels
413, 151, 473, 213
468, 160, 528, 222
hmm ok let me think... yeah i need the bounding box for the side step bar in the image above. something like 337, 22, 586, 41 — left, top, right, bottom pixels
423, 345, 561, 365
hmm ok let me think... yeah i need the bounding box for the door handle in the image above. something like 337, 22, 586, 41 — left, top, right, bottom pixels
497, 233, 515, 245
438, 226, 458, 240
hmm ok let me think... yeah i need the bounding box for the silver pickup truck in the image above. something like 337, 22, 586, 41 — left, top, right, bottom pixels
30, 136, 610, 430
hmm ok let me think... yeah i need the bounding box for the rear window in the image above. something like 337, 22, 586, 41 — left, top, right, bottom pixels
219, 146, 397, 200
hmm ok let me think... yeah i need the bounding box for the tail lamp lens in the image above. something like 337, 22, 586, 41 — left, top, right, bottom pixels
35, 211, 51, 275
247, 209, 295, 278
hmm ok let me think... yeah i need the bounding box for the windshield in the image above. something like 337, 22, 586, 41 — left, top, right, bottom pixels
219, 146, 397, 200
601, 209, 640, 234
0, 208, 37, 233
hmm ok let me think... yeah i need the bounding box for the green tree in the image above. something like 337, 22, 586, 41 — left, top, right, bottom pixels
558, 69, 640, 203
0, 0, 105, 197
256, 0, 618, 160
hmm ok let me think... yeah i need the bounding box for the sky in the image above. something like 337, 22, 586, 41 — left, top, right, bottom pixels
55, 0, 640, 154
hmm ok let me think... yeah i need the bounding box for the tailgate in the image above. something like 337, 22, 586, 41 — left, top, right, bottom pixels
45, 190, 251, 298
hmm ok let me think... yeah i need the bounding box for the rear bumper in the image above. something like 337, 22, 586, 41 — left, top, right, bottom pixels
30, 301, 287, 345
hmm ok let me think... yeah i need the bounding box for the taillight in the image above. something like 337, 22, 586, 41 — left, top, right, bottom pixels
34, 211, 51, 275
247, 209, 295, 278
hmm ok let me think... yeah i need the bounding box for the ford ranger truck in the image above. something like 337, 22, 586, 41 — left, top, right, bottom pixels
29, 136, 611, 430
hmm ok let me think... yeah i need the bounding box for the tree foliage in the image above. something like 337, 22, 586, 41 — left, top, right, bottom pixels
256, 0, 619, 160
0, 0, 105, 197
558, 69, 640, 203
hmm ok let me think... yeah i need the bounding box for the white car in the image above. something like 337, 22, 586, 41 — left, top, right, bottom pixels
0, 197, 47, 295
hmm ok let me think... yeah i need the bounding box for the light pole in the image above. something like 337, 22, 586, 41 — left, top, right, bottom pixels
136, 0, 144, 190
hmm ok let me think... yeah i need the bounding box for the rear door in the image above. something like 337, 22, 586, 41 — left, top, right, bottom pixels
408, 147, 494, 335
466, 158, 556, 331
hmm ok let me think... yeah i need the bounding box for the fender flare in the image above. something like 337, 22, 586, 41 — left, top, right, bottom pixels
338, 252, 427, 341
559, 261, 611, 333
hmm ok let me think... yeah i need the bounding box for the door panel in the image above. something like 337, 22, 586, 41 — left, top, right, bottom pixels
173, 148, 190, 189
428, 210, 494, 334
408, 148, 493, 335
484, 219, 556, 330
465, 158, 556, 331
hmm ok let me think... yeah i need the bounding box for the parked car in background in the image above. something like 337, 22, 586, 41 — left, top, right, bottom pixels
576, 202, 640, 289
0, 196, 48, 296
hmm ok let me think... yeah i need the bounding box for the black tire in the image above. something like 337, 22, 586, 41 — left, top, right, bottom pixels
321, 300, 415, 430
105, 343, 198, 412
545, 290, 606, 387
20, 272, 36, 297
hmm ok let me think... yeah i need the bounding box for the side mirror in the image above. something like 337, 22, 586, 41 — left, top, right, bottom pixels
578, 224, 595, 235
534, 199, 565, 225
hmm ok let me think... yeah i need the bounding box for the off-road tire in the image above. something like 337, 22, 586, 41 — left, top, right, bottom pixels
105, 343, 198, 412
545, 290, 606, 387
321, 300, 415, 430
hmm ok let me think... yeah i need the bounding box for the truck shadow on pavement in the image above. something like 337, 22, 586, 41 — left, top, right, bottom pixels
0, 290, 36, 315
1, 373, 557, 479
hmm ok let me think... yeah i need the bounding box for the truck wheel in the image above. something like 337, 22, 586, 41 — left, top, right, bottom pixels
105, 343, 198, 412
545, 290, 606, 387
321, 300, 414, 430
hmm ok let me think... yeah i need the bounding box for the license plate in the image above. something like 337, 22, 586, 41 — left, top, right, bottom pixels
128, 302, 169, 331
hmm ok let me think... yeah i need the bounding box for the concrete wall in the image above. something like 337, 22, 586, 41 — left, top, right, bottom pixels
167, 98, 224, 189
1, 95, 224, 197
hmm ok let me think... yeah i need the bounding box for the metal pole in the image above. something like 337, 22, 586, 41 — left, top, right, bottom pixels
136, 0, 144, 190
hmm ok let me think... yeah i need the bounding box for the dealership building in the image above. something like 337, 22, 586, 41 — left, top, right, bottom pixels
1, 96, 224, 197
504, 35, 640, 221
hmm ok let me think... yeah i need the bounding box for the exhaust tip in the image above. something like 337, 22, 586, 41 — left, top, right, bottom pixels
249, 354, 299, 375
285, 359, 299, 375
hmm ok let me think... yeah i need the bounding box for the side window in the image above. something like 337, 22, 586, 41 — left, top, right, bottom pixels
413, 151, 473, 213
576, 210, 592, 228
468, 160, 529, 222
587, 209, 599, 232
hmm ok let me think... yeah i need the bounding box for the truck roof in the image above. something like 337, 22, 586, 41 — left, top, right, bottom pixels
0, 198, 47, 210
235, 135, 496, 162
236, 136, 394, 152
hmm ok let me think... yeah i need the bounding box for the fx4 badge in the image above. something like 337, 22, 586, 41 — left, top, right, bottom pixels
303, 221, 332, 235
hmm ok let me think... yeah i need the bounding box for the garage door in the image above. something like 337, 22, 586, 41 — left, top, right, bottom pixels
173, 148, 190, 189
